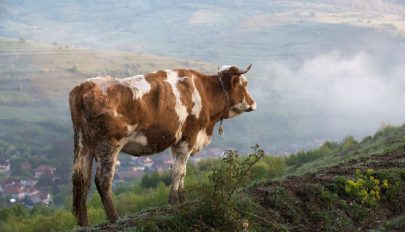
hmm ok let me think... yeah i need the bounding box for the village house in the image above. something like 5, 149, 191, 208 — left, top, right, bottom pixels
20, 161, 32, 172
2, 184, 25, 200
143, 157, 153, 168
34, 165, 56, 178
0, 159, 10, 173
129, 156, 138, 166
25, 190, 52, 207
1, 177, 20, 188
162, 155, 173, 166
114, 169, 144, 183
155, 165, 166, 173
20, 176, 38, 187
24, 186, 39, 197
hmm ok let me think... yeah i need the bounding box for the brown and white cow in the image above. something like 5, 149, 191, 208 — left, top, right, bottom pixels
69, 64, 256, 226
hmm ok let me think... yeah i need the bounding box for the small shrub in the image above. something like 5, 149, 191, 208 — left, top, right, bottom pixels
374, 169, 402, 201
187, 145, 265, 231
382, 214, 405, 231
344, 169, 389, 206
332, 176, 348, 196
320, 189, 339, 208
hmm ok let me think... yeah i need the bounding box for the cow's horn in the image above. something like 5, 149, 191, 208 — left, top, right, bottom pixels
237, 64, 252, 75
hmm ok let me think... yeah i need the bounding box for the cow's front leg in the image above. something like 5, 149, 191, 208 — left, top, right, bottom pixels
169, 142, 190, 204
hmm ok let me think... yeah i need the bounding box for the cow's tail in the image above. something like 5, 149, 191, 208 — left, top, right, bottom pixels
69, 85, 95, 225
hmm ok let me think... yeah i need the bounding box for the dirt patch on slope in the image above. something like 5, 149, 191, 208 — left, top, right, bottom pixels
251, 151, 405, 231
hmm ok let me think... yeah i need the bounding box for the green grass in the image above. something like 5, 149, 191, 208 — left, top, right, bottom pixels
285, 125, 405, 177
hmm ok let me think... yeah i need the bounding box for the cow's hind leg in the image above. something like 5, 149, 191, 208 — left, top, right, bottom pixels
72, 131, 93, 226
94, 144, 120, 223
169, 142, 190, 204
178, 173, 187, 203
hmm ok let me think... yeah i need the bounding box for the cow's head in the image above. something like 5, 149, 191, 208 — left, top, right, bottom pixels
218, 64, 257, 118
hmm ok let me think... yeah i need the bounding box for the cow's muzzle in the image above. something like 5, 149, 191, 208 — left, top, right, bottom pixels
246, 102, 257, 112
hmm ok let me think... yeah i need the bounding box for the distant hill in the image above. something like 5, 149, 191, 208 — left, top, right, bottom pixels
0, 37, 214, 120
2, 1, 405, 64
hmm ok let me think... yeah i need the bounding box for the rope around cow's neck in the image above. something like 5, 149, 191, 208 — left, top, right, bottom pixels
218, 73, 229, 136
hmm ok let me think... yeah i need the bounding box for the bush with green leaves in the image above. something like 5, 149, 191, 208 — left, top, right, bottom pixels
187, 145, 265, 231
345, 169, 389, 206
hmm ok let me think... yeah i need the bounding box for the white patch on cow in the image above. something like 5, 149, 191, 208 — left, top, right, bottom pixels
86, 76, 114, 95
73, 131, 84, 171
112, 109, 123, 118
170, 142, 190, 191
190, 76, 202, 119
81, 154, 93, 181
228, 97, 250, 118
240, 74, 248, 84
118, 75, 151, 100
122, 131, 150, 155
127, 131, 148, 146
193, 129, 211, 153
126, 124, 138, 134
251, 101, 257, 111
77, 130, 83, 150
165, 70, 188, 142
218, 65, 235, 72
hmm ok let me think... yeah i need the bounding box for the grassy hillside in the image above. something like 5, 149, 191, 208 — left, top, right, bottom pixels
80, 125, 405, 232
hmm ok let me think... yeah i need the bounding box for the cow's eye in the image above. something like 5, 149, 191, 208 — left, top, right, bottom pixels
243, 82, 248, 87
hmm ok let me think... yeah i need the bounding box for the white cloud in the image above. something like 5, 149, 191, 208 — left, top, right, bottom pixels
257, 50, 405, 140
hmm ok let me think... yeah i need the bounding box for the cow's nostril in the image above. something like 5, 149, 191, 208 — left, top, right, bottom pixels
246, 107, 253, 112
251, 102, 257, 111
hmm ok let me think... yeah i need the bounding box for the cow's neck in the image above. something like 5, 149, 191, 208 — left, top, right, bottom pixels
203, 75, 229, 123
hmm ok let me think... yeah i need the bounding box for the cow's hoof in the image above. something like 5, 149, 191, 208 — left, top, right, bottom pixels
169, 196, 179, 205
77, 220, 90, 227
178, 190, 185, 203
107, 214, 119, 224
169, 191, 179, 205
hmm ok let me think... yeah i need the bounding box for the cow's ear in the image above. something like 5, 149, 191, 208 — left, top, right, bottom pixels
231, 76, 240, 88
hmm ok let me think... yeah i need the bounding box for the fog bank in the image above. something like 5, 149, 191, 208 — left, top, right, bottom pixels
256, 51, 405, 141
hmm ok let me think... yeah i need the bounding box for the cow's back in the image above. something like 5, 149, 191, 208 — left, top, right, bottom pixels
70, 70, 209, 156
